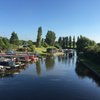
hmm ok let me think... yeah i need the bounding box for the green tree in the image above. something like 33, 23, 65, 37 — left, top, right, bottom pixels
0, 38, 5, 48
97, 43, 100, 47
36, 27, 42, 47
73, 36, 76, 48
2, 37, 9, 45
27, 40, 33, 46
66, 36, 69, 48
62, 37, 66, 49
69, 36, 72, 48
76, 36, 96, 52
2, 37, 10, 48
58, 37, 63, 47
29, 45, 35, 52
45, 31, 56, 46
54, 42, 61, 49
10, 32, 19, 45
41, 38, 44, 46
77, 36, 80, 42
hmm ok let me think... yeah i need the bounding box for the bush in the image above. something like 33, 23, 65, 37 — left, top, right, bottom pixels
17, 48, 25, 51
43, 42, 48, 47
54, 43, 61, 49
29, 45, 35, 52
47, 48, 57, 53
84, 45, 100, 64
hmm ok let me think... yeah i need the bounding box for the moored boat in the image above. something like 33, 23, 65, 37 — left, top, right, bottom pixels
16, 55, 31, 62
0, 58, 19, 69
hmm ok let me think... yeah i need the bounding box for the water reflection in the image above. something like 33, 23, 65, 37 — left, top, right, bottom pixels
57, 54, 75, 65
58, 55, 69, 64
0, 65, 28, 78
35, 60, 41, 76
62, 55, 67, 62
45, 56, 55, 71
0, 53, 100, 100
75, 62, 100, 86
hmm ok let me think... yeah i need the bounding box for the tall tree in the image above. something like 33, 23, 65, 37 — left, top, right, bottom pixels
73, 36, 76, 48
10, 32, 19, 45
41, 38, 44, 46
45, 31, 56, 46
77, 36, 80, 42
36, 27, 42, 47
58, 37, 63, 47
76, 36, 96, 52
65, 36, 69, 48
62, 37, 66, 49
69, 36, 72, 48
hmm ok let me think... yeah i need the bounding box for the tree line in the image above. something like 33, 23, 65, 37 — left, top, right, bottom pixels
36, 27, 56, 47
58, 36, 76, 49
1, 26, 100, 63
0, 32, 20, 50
76, 35, 100, 64
0, 32, 35, 52
0, 26, 78, 51
36, 27, 76, 49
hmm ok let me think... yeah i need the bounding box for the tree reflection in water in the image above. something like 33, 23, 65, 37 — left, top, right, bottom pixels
75, 62, 100, 87
35, 60, 41, 76
45, 56, 55, 71
58, 55, 68, 64
57, 54, 75, 65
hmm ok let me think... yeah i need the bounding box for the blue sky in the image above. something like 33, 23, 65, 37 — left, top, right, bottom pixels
0, 0, 100, 42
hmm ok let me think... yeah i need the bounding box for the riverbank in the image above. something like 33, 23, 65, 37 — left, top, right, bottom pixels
78, 57, 100, 78
35, 47, 65, 57
53, 52, 64, 56
39, 52, 64, 57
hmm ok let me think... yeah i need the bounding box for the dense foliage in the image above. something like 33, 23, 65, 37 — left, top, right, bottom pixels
45, 31, 56, 46
58, 36, 76, 49
73, 36, 75, 48
77, 36, 100, 64
0, 37, 10, 50
0, 32, 35, 52
76, 36, 96, 52
10, 32, 19, 45
1, 28, 100, 65
36, 27, 42, 47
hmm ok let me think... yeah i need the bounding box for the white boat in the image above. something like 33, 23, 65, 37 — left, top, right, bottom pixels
0, 65, 4, 69
0, 58, 19, 69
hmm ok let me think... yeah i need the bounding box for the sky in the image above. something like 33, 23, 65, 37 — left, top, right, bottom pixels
0, 0, 100, 42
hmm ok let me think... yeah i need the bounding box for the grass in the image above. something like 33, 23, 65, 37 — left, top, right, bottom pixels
35, 46, 60, 57
35, 46, 49, 57
79, 55, 100, 74
35, 47, 46, 54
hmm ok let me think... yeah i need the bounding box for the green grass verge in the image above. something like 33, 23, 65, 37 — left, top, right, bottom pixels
80, 56, 100, 74
35, 46, 58, 57
35, 47, 47, 56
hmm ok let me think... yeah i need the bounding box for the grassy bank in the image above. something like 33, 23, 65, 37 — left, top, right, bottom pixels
79, 56, 100, 77
35, 46, 64, 57
35, 47, 48, 57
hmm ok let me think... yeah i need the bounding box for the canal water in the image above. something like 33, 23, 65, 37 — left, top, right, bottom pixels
0, 54, 100, 100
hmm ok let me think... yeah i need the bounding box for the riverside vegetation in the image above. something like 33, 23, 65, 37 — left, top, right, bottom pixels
0, 27, 100, 76
0, 27, 76, 55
